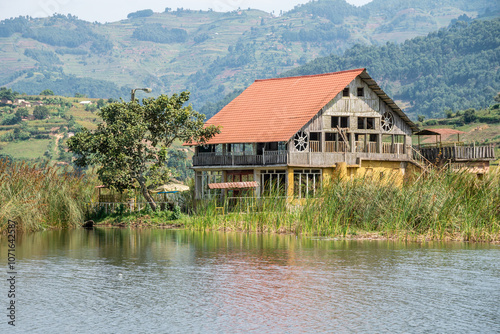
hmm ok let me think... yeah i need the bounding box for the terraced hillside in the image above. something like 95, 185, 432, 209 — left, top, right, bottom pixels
0, 0, 498, 111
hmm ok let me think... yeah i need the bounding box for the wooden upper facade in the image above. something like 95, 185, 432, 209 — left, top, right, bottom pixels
191, 69, 418, 168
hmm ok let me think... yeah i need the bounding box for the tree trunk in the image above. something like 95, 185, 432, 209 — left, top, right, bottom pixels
137, 177, 157, 211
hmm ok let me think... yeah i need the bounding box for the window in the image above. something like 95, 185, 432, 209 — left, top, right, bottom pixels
367, 117, 374, 129
261, 169, 286, 196
331, 116, 349, 128
309, 132, 321, 152
342, 87, 349, 97
227, 170, 253, 183
357, 117, 375, 130
293, 169, 321, 198
357, 87, 364, 97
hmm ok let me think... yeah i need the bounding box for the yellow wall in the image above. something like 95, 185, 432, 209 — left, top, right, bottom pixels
331, 160, 410, 186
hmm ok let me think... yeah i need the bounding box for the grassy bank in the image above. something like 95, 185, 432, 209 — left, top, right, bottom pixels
182, 170, 500, 242
0, 159, 97, 232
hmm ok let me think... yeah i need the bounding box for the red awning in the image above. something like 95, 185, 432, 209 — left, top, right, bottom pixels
208, 182, 259, 189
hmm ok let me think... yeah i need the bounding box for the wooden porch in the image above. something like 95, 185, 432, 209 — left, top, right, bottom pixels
193, 151, 287, 167
416, 144, 495, 163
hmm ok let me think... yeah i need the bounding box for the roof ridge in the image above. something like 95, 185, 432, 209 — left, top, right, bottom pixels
254, 68, 366, 82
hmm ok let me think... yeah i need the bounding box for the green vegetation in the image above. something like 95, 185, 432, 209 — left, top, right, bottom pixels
284, 18, 500, 119
0, 159, 97, 232
0, 1, 497, 111
132, 24, 188, 43
67, 92, 219, 211
182, 171, 500, 242
127, 9, 154, 20
0, 139, 51, 160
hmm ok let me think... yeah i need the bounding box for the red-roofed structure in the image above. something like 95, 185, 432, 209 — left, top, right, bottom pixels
189, 69, 494, 200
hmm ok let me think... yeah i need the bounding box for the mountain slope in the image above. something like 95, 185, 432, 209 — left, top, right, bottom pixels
0, 0, 498, 110
282, 18, 500, 119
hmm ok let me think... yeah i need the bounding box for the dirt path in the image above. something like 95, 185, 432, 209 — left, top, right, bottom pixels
53, 133, 64, 154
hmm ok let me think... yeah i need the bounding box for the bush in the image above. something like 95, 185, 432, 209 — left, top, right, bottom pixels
33, 106, 49, 120
1, 114, 21, 125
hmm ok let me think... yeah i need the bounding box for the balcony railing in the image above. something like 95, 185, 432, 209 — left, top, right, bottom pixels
355, 141, 378, 153
193, 151, 287, 167
382, 142, 405, 154
416, 144, 495, 162
325, 141, 349, 153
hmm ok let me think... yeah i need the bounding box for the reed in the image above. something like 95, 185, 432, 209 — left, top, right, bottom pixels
182, 170, 500, 242
0, 159, 97, 232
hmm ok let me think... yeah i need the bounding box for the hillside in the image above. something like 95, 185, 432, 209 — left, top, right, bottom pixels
0, 92, 193, 179
282, 17, 500, 119
0, 0, 498, 111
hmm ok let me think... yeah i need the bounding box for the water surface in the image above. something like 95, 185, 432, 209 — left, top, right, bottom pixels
1, 229, 499, 333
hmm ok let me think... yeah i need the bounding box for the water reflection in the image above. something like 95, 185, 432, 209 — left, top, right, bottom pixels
1, 229, 499, 333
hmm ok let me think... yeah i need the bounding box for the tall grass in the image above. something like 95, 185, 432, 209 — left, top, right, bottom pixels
0, 159, 97, 232
183, 170, 500, 242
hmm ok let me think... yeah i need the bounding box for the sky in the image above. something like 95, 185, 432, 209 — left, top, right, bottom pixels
0, 0, 373, 23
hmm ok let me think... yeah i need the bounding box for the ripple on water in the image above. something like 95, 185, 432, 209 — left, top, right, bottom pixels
4, 232, 500, 333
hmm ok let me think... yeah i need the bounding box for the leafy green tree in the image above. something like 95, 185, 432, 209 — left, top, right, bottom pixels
1, 114, 21, 125
67, 92, 219, 211
33, 106, 49, 120
0, 87, 17, 101
40, 89, 54, 96
15, 107, 29, 118
463, 108, 477, 123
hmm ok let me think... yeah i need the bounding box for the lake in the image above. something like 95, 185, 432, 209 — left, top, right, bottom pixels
1, 228, 499, 333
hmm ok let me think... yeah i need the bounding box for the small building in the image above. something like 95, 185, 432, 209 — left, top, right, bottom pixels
0, 98, 13, 105
187, 68, 423, 200
14, 99, 31, 108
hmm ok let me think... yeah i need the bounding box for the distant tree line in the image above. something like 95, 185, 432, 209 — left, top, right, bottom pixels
127, 9, 154, 19
12, 73, 129, 100
0, 15, 112, 53
132, 24, 188, 43
282, 25, 350, 42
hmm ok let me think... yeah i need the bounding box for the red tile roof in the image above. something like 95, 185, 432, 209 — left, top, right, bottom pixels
200, 68, 366, 145
208, 181, 259, 189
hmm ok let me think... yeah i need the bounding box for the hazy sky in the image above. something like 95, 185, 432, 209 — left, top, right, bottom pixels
0, 0, 373, 23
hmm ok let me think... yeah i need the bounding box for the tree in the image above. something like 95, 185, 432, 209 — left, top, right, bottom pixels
15, 107, 29, 119
40, 89, 54, 96
67, 92, 219, 211
0, 87, 17, 101
33, 106, 49, 119
463, 108, 477, 123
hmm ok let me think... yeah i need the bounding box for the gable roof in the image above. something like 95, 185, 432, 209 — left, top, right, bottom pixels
198, 68, 417, 145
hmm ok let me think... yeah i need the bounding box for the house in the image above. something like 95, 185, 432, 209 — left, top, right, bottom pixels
14, 99, 31, 108
188, 68, 422, 199
0, 98, 13, 105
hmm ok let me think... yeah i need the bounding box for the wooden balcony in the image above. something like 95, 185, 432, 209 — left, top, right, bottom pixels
325, 141, 348, 153
416, 144, 495, 162
193, 151, 287, 167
